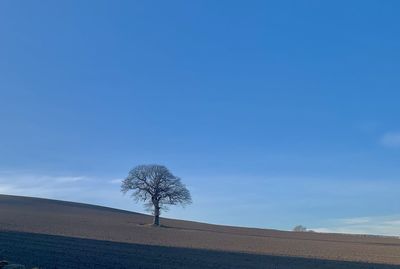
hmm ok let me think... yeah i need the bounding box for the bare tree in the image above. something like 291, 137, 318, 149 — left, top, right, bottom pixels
293, 225, 308, 232
121, 164, 192, 226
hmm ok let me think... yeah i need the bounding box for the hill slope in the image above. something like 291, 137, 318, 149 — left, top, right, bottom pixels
1, 194, 400, 267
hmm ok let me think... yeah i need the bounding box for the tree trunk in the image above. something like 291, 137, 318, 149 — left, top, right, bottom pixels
153, 204, 160, 226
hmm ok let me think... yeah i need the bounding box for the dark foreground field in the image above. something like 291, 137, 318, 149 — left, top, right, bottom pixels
1, 230, 399, 269
1, 194, 400, 268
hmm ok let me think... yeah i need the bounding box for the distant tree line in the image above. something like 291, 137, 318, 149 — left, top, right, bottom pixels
293, 225, 314, 233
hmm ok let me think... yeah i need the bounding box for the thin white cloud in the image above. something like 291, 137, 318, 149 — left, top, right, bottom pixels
0, 171, 143, 213
341, 217, 371, 225
383, 219, 400, 225
0, 184, 14, 193
0, 173, 90, 198
380, 132, 400, 148
109, 178, 123, 184
54, 176, 88, 183
313, 215, 400, 236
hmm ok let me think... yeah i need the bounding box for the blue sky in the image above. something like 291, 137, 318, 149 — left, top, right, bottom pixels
1, 1, 400, 235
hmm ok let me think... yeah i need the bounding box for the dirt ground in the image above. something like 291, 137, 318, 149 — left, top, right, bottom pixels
1, 230, 399, 269
1, 194, 400, 268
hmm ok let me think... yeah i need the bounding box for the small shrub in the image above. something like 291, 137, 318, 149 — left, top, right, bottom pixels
293, 225, 308, 232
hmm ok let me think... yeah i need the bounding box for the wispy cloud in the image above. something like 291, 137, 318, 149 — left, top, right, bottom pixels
54, 176, 88, 183
313, 215, 400, 236
0, 171, 142, 213
109, 178, 123, 184
380, 132, 400, 148
0, 172, 90, 198
341, 217, 371, 225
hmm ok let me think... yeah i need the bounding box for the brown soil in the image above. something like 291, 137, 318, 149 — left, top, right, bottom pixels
1, 194, 399, 267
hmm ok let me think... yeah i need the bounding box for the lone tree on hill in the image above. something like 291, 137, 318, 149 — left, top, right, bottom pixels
121, 164, 192, 226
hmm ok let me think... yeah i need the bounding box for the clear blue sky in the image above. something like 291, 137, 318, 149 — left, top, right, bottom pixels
1, 1, 400, 235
